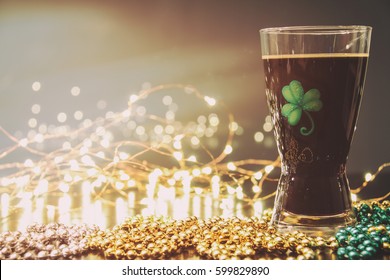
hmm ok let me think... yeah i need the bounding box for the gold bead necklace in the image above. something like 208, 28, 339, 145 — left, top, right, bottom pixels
86, 211, 337, 260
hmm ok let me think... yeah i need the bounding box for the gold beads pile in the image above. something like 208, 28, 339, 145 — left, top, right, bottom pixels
87, 216, 199, 259
86, 211, 337, 260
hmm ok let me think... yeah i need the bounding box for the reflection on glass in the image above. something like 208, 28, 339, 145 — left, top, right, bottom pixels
140, 197, 155, 216
82, 181, 94, 224
46, 205, 55, 222
16, 192, 33, 231
58, 194, 71, 224
115, 197, 127, 224
1, 193, 9, 218
192, 195, 201, 217
221, 196, 235, 218
32, 197, 44, 224
2, 174, 269, 232
1, 194, 10, 232
253, 201, 263, 217
236, 202, 244, 219
211, 176, 220, 199
172, 195, 190, 220
204, 195, 212, 219
93, 200, 106, 229
156, 199, 169, 216
127, 191, 135, 208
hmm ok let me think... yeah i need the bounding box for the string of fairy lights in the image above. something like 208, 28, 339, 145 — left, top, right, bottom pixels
0, 83, 280, 224
0, 82, 389, 230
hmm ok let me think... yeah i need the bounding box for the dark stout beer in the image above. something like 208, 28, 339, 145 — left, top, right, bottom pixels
263, 54, 368, 215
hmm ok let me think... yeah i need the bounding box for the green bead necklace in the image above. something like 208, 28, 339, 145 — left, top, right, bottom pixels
336, 201, 390, 260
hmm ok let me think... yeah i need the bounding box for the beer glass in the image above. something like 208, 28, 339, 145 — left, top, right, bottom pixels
260, 26, 372, 234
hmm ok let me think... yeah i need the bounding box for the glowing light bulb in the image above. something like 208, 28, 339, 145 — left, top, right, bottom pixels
236, 186, 244, 199
227, 185, 235, 194
24, 159, 34, 167
254, 171, 263, 180
202, 166, 212, 175
162, 95, 173, 105
28, 118, 37, 128
227, 162, 236, 171
265, 165, 274, 174
129, 94, 139, 104
69, 159, 80, 171
119, 172, 130, 181
115, 182, 125, 190
100, 139, 110, 148
254, 131, 264, 143
192, 169, 201, 177
252, 185, 261, 193
19, 138, 28, 147
209, 114, 219, 126
32, 81, 41, 91
119, 152, 129, 160
32, 166, 41, 174
364, 172, 373, 182
59, 182, 70, 193
57, 112, 67, 123
34, 179, 49, 196
173, 151, 183, 161
120, 109, 130, 118
54, 156, 64, 164
79, 146, 89, 155
173, 140, 182, 150
187, 155, 197, 162
263, 122, 273, 132
204, 96, 216, 106
96, 151, 105, 159
87, 168, 98, 176
224, 145, 233, 155
74, 110, 84, 120
71, 86, 81, 96
127, 179, 136, 187
191, 136, 200, 146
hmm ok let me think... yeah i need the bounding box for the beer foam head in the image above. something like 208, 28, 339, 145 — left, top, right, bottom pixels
262, 53, 369, 59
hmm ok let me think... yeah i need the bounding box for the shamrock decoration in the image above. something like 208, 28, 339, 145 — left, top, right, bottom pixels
281, 80, 323, 136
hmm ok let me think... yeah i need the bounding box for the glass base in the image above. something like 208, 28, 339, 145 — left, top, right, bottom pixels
271, 208, 356, 237
270, 170, 356, 236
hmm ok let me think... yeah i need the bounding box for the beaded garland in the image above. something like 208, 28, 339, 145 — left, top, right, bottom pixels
335, 201, 390, 260
0, 200, 389, 260
86, 211, 332, 260
0, 223, 98, 260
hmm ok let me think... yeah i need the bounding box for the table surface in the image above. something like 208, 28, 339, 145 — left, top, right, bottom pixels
1, 172, 389, 260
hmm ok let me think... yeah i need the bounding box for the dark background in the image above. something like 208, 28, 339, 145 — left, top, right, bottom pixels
0, 0, 389, 176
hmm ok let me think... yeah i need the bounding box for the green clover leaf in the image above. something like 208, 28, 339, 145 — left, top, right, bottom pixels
281, 80, 322, 136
